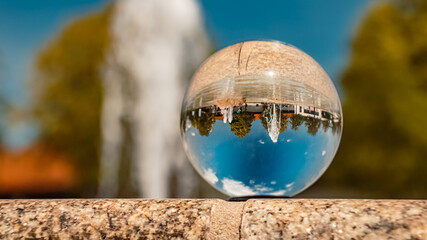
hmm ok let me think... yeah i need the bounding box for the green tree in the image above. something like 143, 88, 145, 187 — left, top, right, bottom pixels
331, 120, 342, 136
32, 6, 112, 195
279, 116, 288, 133
230, 112, 255, 138
188, 110, 216, 136
324, 0, 427, 197
290, 114, 304, 130
304, 117, 321, 136
322, 120, 330, 133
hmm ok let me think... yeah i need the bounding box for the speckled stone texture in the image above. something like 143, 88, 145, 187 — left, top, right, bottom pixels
0, 199, 425, 239
0, 199, 214, 239
242, 199, 427, 240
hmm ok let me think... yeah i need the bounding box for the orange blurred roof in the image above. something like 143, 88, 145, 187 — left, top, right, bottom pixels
0, 143, 76, 194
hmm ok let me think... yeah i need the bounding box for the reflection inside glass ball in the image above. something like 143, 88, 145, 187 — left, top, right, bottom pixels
181, 41, 342, 198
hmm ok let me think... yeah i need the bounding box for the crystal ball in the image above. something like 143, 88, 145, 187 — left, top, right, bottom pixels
180, 41, 342, 197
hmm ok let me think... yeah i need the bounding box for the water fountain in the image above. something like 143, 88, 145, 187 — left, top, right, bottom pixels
98, 0, 210, 197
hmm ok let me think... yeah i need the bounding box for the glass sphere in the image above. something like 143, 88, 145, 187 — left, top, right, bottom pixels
180, 41, 342, 198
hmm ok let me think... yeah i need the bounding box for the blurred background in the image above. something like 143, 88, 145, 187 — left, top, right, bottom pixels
0, 0, 426, 199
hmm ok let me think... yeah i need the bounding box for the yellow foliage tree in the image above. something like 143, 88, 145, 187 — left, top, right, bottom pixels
324, 0, 427, 197
230, 112, 255, 138
32, 6, 112, 195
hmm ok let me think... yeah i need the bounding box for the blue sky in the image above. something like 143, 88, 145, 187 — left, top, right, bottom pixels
0, 0, 109, 148
0, 0, 109, 104
199, 0, 376, 84
0, 0, 375, 148
184, 119, 340, 197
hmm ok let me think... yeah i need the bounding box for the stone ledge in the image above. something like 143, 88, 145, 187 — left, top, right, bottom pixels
0, 199, 425, 239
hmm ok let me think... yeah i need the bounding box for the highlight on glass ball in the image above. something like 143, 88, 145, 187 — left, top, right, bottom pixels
180, 40, 342, 198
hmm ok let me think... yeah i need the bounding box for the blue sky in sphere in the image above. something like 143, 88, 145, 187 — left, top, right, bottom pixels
184, 119, 340, 197
0, 0, 374, 148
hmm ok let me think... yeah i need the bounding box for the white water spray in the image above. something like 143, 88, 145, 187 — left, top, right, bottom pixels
220, 107, 233, 123
264, 103, 281, 143
98, 0, 210, 197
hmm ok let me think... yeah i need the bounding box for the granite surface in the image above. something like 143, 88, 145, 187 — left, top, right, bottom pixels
242, 199, 427, 240
0, 199, 425, 239
0, 199, 214, 239
207, 201, 245, 240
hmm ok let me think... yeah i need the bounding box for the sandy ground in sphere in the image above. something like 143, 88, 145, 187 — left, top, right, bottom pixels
188, 41, 339, 107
